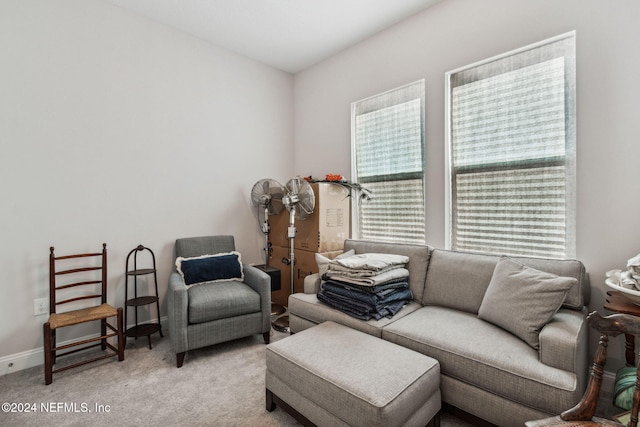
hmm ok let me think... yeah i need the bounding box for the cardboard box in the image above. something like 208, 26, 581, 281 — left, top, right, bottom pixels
293, 248, 318, 290
269, 182, 350, 252
267, 245, 319, 307
268, 207, 291, 249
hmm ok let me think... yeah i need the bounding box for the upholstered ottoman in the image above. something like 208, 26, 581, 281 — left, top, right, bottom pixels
265, 321, 441, 427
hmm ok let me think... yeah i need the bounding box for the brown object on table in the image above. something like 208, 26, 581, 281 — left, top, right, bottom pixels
43, 244, 125, 385
525, 311, 640, 427
605, 290, 640, 366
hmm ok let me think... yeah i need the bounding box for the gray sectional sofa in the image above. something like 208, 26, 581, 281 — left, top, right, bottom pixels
288, 239, 590, 426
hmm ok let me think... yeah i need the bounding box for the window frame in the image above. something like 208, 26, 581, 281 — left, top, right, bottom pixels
444, 31, 576, 259
350, 80, 427, 244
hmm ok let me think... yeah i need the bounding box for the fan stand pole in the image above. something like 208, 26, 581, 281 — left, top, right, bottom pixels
273, 206, 297, 333
260, 205, 286, 319
289, 206, 296, 296
263, 206, 270, 266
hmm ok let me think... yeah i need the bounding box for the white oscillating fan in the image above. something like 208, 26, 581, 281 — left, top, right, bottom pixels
273, 177, 315, 332
251, 178, 288, 323
250, 179, 286, 264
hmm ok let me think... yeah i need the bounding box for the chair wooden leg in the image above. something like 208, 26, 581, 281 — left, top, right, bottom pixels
263, 331, 270, 344
176, 352, 186, 368
117, 308, 125, 361
43, 322, 53, 385
51, 328, 57, 364
101, 318, 107, 351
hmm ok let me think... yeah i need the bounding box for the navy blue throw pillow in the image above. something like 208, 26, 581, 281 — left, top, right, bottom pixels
176, 252, 244, 286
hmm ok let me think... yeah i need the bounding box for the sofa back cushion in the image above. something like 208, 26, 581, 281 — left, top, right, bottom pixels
343, 239, 432, 303
422, 248, 589, 313
511, 256, 589, 310
422, 249, 498, 313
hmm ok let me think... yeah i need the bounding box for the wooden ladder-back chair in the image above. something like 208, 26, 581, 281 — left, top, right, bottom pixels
43, 243, 125, 385
526, 311, 640, 427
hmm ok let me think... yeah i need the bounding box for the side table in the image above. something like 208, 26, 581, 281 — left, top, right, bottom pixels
125, 245, 163, 349
604, 290, 640, 366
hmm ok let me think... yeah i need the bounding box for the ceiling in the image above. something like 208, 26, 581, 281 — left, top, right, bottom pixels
104, 0, 442, 73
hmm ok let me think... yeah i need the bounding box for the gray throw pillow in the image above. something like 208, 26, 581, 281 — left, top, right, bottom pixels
478, 256, 577, 349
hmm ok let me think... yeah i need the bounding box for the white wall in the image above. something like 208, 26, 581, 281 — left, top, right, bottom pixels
3, 0, 639, 376
0, 0, 293, 370
294, 0, 640, 370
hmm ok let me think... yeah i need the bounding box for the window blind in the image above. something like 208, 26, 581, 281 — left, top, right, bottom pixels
352, 80, 425, 245
448, 33, 576, 259
358, 178, 425, 243
355, 99, 423, 178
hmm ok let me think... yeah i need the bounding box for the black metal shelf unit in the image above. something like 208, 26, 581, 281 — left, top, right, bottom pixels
124, 245, 163, 349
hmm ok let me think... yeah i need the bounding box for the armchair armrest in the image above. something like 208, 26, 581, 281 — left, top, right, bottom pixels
539, 308, 588, 383
167, 270, 189, 353
242, 264, 271, 332
304, 273, 321, 294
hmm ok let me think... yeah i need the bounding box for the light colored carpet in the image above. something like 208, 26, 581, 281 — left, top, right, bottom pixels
0, 328, 472, 427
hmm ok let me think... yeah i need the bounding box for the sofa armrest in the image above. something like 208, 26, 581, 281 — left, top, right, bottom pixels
168, 270, 189, 353
304, 273, 321, 294
242, 264, 271, 333
539, 309, 588, 379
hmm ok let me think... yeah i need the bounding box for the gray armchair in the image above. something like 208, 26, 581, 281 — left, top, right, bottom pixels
167, 236, 271, 367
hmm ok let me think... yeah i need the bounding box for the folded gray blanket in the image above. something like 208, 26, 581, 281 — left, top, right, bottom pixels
325, 263, 403, 278
324, 267, 409, 287
329, 253, 409, 271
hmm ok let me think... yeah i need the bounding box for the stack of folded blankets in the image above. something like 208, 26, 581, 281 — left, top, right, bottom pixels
317, 253, 413, 321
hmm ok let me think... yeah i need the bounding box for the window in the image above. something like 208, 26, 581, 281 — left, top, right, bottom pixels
446, 32, 576, 259
351, 80, 426, 244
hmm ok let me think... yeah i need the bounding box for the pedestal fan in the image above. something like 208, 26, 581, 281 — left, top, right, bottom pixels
251, 179, 285, 264
250, 179, 287, 319
272, 176, 316, 332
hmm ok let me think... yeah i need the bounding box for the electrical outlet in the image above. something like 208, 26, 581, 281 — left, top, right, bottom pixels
34, 298, 48, 316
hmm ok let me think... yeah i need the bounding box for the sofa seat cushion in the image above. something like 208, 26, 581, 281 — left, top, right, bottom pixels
187, 281, 261, 324
382, 306, 581, 415
288, 293, 421, 337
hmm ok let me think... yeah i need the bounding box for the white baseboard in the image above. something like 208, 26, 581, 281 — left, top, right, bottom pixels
0, 316, 168, 376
